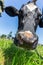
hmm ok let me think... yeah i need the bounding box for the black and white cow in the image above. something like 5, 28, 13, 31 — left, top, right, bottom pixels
5, 0, 43, 49
0, 0, 4, 16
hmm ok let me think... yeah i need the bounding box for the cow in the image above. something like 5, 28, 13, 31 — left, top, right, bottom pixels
5, 0, 43, 49
0, 0, 4, 17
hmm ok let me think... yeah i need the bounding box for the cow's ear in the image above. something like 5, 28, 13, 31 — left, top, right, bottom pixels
5, 6, 19, 17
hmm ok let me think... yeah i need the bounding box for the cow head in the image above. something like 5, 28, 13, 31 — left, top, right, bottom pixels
5, 6, 38, 50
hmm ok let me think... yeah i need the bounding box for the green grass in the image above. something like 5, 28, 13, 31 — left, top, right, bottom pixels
0, 38, 43, 65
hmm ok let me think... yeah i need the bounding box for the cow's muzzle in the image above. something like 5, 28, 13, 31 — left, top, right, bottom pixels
14, 31, 38, 49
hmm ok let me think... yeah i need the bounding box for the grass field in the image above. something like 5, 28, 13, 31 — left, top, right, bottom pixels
0, 38, 43, 65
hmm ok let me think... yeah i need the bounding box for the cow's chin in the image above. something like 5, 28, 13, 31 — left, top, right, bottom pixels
14, 31, 38, 50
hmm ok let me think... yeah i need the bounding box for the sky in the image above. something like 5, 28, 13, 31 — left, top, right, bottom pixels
0, 0, 43, 44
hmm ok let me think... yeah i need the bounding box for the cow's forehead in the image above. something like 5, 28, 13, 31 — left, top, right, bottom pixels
26, 3, 37, 11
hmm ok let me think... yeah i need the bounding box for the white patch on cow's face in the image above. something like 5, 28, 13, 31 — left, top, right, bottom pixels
26, 3, 37, 11
19, 31, 32, 34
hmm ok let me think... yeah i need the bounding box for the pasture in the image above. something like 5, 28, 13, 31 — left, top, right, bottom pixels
0, 38, 43, 65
